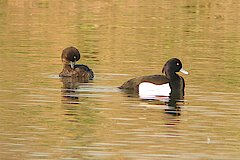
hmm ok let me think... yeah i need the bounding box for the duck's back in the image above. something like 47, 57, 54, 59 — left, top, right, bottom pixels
75, 64, 94, 80
119, 75, 169, 92
59, 64, 94, 81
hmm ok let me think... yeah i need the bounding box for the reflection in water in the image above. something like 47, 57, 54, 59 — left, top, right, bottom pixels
61, 77, 91, 104
136, 96, 183, 127
1, 0, 240, 159
121, 82, 185, 117
165, 89, 185, 116
165, 99, 182, 116
146, 97, 184, 117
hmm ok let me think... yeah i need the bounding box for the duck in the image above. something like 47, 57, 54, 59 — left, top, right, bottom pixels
119, 58, 188, 99
59, 46, 94, 81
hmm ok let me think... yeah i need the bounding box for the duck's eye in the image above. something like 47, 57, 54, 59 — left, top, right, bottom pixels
176, 62, 180, 66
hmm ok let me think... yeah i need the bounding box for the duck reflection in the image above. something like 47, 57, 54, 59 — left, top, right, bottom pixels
144, 97, 184, 126
164, 89, 185, 116
164, 98, 183, 116
145, 96, 184, 116
121, 88, 184, 117
61, 77, 92, 104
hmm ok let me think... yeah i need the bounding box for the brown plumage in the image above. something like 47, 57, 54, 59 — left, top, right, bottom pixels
119, 75, 169, 92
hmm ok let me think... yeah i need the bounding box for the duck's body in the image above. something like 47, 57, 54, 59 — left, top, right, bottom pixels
119, 58, 188, 99
119, 75, 169, 91
59, 47, 94, 81
59, 64, 94, 79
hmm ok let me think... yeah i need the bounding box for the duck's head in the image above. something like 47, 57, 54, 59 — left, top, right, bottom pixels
162, 58, 188, 77
61, 46, 80, 69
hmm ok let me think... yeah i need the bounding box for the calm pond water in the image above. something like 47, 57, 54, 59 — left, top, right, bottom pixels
0, 1, 240, 160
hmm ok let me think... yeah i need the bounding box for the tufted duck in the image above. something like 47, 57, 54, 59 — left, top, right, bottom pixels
119, 58, 188, 99
59, 47, 94, 81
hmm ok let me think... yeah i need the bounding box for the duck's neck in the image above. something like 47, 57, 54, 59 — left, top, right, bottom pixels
167, 71, 184, 99
166, 71, 180, 80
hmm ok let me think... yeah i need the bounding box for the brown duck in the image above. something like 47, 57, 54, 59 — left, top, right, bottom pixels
59, 47, 94, 81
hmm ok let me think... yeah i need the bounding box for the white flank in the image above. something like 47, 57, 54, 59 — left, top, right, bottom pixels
139, 82, 171, 99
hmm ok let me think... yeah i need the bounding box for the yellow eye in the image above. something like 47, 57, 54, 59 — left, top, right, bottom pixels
176, 62, 179, 66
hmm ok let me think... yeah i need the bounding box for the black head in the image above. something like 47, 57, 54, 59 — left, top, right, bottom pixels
162, 58, 188, 77
61, 47, 81, 66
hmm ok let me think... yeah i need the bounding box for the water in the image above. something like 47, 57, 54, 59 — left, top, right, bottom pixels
0, 0, 240, 159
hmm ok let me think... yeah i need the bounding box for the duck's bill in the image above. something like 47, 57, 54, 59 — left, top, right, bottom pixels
70, 61, 75, 69
180, 68, 189, 75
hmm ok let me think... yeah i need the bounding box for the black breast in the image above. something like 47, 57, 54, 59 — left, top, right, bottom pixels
169, 76, 185, 99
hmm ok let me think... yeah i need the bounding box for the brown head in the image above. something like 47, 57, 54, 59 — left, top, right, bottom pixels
61, 47, 81, 68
